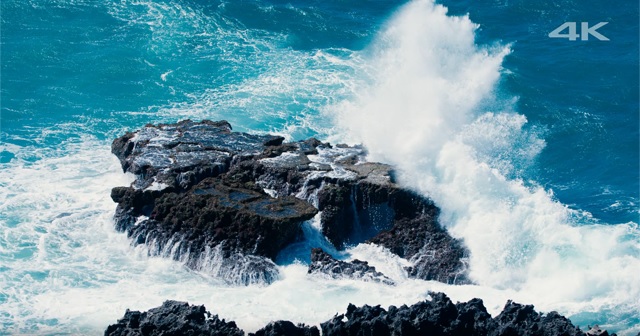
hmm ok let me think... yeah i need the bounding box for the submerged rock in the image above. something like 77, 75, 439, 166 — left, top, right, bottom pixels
307, 248, 395, 285
106, 294, 611, 336
111, 120, 469, 285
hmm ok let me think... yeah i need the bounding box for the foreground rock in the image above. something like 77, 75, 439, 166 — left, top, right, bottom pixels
320, 293, 605, 336
104, 301, 243, 336
111, 120, 468, 284
106, 293, 611, 336
307, 248, 395, 285
105, 301, 318, 336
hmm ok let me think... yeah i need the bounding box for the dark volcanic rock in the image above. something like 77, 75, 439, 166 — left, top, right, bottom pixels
307, 248, 395, 285
114, 178, 317, 284
105, 302, 319, 336
491, 301, 587, 336
107, 294, 611, 336
315, 165, 469, 284
320, 292, 598, 336
249, 321, 319, 336
111, 120, 469, 285
368, 215, 469, 284
104, 300, 243, 336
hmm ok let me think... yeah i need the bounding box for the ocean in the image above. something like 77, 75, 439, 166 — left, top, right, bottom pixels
1, 0, 638, 334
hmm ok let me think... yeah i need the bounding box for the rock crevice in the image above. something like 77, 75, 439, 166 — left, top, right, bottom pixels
307, 248, 395, 285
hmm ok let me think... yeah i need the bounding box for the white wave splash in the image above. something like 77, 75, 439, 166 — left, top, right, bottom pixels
331, 0, 640, 333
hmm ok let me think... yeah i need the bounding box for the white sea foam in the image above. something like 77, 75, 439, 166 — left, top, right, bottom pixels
144, 179, 169, 191
0, 140, 507, 333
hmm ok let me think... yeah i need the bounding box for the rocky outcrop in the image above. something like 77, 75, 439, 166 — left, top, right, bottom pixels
110, 120, 320, 284
104, 300, 243, 336
111, 120, 469, 285
307, 248, 395, 285
106, 294, 612, 336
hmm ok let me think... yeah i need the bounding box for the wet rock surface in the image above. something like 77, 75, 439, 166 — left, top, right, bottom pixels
111, 120, 468, 284
368, 215, 469, 284
307, 248, 395, 285
106, 294, 610, 336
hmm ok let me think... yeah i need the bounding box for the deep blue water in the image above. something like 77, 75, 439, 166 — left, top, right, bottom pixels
443, 0, 639, 225
1, 0, 638, 334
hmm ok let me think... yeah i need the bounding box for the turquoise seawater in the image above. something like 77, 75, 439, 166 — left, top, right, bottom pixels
1, 0, 638, 334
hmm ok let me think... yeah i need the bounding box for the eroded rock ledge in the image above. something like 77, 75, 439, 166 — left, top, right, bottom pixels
105, 294, 613, 336
111, 120, 468, 285
308, 248, 395, 285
